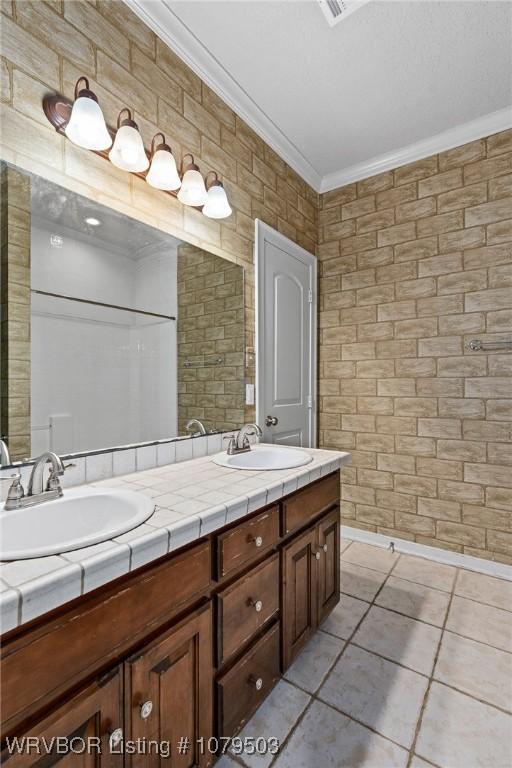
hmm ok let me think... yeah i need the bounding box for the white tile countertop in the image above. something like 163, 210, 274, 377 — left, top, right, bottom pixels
0, 445, 351, 632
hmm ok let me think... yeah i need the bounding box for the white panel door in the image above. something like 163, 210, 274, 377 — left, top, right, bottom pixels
256, 221, 317, 447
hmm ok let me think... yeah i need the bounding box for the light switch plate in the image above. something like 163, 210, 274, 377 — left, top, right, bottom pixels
245, 383, 255, 405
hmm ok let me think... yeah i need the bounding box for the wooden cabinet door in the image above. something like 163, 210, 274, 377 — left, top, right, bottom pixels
317, 507, 340, 625
125, 604, 213, 768
281, 525, 318, 670
0, 669, 123, 768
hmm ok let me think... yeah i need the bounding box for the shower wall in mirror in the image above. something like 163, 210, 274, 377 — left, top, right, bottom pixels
0, 164, 245, 462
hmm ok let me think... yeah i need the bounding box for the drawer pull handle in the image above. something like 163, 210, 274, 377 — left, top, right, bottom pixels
109, 728, 124, 749
253, 535, 263, 548
248, 598, 263, 612
313, 551, 321, 561
248, 675, 263, 691
140, 700, 153, 720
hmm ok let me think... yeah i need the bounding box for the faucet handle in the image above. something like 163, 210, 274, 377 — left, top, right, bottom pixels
222, 435, 237, 455
46, 465, 66, 493
3, 474, 24, 508
63, 463, 76, 471
0, 473, 21, 482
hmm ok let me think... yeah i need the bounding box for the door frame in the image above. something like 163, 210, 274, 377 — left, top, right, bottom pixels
254, 220, 317, 448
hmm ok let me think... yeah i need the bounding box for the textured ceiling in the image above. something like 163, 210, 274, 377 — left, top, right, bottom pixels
31, 174, 180, 257
162, 0, 512, 186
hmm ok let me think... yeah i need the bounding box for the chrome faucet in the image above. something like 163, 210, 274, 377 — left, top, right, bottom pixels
185, 418, 207, 436
224, 423, 263, 455
3, 452, 73, 511
0, 439, 11, 466
28, 452, 65, 496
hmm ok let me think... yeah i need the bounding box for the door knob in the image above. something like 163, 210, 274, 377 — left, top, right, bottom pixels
313, 551, 321, 560
322, 544, 328, 553
248, 598, 263, 612
265, 415, 278, 427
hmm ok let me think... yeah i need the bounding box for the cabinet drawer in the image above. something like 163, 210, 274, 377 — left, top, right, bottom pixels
217, 554, 279, 666
282, 472, 339, 536
216, 505, 280, 579
217, 623, 280, 738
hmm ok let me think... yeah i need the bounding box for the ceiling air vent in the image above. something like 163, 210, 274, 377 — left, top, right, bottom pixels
318, 0, 371, 27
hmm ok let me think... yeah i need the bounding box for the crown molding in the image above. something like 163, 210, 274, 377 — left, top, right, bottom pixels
124, 0, 323, 191
123, 1, 511, 196
320, 107, 512, 192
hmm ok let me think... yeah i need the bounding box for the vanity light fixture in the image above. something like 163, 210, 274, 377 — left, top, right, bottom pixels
177, 154, 208, 207
42, 79, 232, 219
109, 109, 149, 173
64, 77, 112, 151
203, 172, 233, 219
146, 133, 181, 191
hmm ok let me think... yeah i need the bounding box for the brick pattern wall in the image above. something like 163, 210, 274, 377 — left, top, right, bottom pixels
0, 163, 31, 459
1, 0, 511, 564
177, 243, 244, 433
0, 0, 318, 443
318, 131, 512, 564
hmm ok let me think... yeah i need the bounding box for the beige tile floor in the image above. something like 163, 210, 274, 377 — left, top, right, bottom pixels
219, 538, 512, 768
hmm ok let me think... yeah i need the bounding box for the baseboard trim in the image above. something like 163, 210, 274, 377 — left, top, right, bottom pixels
341, 526, 512, 582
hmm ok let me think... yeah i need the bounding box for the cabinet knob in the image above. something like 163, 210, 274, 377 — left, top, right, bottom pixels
313, 551, 321, 560
322, 543, 328, 553
253, 535, 263, 548
109, 728, 123, 750
248, 598, 263, 612
248, 675, 263, 691
140, 700, 153, 720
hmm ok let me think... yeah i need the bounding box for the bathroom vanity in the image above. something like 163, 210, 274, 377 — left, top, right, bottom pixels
0, 448, 349, 766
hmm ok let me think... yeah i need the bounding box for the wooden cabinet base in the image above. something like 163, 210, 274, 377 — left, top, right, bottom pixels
1, 472, 341, 757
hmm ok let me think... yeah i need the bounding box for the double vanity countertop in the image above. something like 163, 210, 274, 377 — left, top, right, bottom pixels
0, 445, 351, 633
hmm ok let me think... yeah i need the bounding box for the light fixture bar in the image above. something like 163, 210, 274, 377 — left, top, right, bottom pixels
44, 92, 176, 192
42, 86, 231, 218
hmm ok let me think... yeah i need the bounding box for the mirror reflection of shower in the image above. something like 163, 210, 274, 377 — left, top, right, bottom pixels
19, 175, 245, 458
30, 180, 179, 455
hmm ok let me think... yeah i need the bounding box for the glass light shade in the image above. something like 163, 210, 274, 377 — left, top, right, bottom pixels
146, 148, 181, 190
65, 96, 112, 150
202, 183, 232, 219
177, 168, 207, 206
109, 124, 149, 172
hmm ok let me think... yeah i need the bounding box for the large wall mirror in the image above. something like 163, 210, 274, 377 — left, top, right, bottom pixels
0, 164, 245, 464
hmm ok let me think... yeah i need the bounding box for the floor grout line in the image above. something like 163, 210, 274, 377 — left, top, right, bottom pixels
229, 540, 512, 768
405, 556, 460, 768
338, 583, 512, 655
447, 590, 512, 614
264, 551, 408, 765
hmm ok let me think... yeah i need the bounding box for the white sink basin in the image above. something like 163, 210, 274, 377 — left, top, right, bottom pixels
0, 487, 155, 560
213, 445, 313, 471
